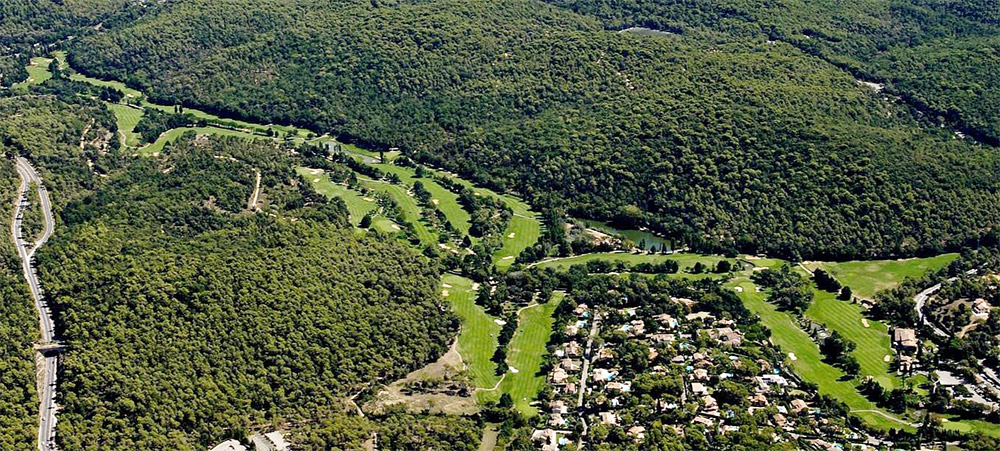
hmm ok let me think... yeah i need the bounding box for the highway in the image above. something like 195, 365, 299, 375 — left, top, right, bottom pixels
10, 156, 60, 451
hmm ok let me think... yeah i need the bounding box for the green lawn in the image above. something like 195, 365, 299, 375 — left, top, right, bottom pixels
138, 126, 262, 156
106, 103, 144, 148
494, 215, 541, 270
497, 292, 564, 416
363, 162, 473, 237
804, 254, 958, 299
296, 167, 378, 226
360, 178, 437, 246
727, 276, 915, 432
532, 252, 732, 273
804, 287, 899, 389
444, 274, 501, 393
941, 416, 1000, 437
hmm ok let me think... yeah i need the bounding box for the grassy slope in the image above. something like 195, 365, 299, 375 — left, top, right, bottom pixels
726, 276, 913, 431
443, 274, 501, 392
804, 254, 958, 299
800, 255, 957, 389
105, 103, 143, 148
499, 292, 563, 416
295, 166, 377, 226
359, 178, 436, 246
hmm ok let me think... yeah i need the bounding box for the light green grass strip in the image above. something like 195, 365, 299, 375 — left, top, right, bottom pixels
295, 166, 377, 226
804, 254, 958, 299
499, 292, 563, 416
444, 274, 501, 393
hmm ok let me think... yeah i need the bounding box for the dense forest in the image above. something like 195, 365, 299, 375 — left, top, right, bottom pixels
0, 94, 124, 451
60, 0, 1000, 259
0, 156, 39, 451
8, 120, 455, 448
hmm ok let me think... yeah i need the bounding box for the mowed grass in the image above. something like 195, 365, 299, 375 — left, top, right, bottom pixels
532, 252, 732, 273
494, 215, 541, 270
138, 126, 262, 156
727, 276, 915, 432
443, 274, 501, 392
105, 103, 144, 148
364, 162, 473, 237
804, 287, 899, 389
941, 416, 1000, 437
498, 292, 564, 416
804, 254, 958, 299
295, 167, 378, 226
360, 179, 437, 246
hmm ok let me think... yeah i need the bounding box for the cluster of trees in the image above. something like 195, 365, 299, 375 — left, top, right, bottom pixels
819, 330, 860, 376
31, 134, 456, 448
752, 265, 814, 314
813, 268, 852, 300
570, 258, 682, 275
58, 0, 1000, 260
133, 108, 191, 143
859, 378, 913, 414
293, 408, 481, 451
544, 0, 1000, 144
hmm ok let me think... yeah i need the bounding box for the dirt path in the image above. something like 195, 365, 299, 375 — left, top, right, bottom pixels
248, 170, 261, 210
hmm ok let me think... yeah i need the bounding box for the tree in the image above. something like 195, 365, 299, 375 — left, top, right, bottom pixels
359, 213, 373, 228
715, 260, 732, 273
838, 286, 853, 301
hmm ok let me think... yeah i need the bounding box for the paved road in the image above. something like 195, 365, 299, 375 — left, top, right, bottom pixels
913, 270, 976, 338
11, 156, 60, 451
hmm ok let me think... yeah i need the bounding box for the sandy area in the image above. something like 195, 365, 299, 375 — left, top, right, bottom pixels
788, 353, 797, 361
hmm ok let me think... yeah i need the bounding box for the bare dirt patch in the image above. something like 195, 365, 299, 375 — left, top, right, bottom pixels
367, 341, 478, 415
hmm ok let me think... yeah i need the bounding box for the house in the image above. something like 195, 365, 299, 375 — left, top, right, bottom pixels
693, 415, 715, 427
974, 298, 992, 317
686, 311, 714, 321
691, 382, 708, 395
531, 429, 559, 451
597, 348, 615, 361
649, 333, 675, 343
565, 341, 582, 357
551, 368, 569, 384
599, 412, 618, 425
790, 399, 809, 414
702, 395, 719, 412
210, 440, 247, 451
693, 368, 709, 381
550, 400, 568, 414
627, 425, 646, 442
548, 413, 566, 428
773, 413, 788, 428
593, 368, 615, 382
893, 328, 918, 352
565, 383, 578, 394
565, 324, 580, 335
750, 393, 769, 406
648, 347, 659, 361
607, 381, 632, 392
574, 303, 589, 316
560, 359, 581, 372
654, 313, 678, 329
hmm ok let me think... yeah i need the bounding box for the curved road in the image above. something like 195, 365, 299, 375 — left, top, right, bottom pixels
11, 156, 59, 451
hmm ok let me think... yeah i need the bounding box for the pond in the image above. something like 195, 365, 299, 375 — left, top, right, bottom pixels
581, 219, 673, 251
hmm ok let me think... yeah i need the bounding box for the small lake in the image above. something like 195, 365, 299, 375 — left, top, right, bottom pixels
582, 219, 673, 251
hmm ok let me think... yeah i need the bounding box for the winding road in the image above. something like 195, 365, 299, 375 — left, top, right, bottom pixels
11, 156, 60, 451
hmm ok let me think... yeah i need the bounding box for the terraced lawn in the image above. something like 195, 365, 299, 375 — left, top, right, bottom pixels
498, 292, 564, 416
363, 162, 472, 237
138, 126, 262, 156
443, 274, 501, 394
805, 288, 899, 389
360, 178, 437, 246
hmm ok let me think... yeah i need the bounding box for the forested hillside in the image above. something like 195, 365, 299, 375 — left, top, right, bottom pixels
543, 0, 1000, 144
65, 0, 1000, 259
26, 133, 454, 448
0, 95, 122, 451
0, 157, 39, 451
